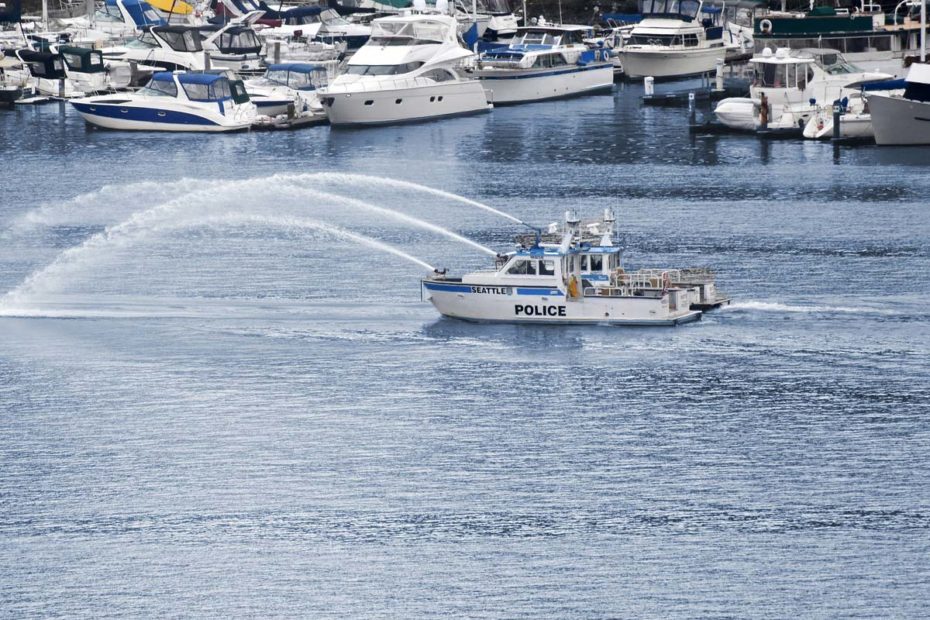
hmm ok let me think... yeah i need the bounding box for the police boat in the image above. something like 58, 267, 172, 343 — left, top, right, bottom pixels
421, 210, 723, 326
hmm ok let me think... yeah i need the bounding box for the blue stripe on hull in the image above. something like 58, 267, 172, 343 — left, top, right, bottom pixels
72, 101, 219, 126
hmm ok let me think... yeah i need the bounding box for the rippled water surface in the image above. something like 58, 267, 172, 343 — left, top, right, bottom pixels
2, 86, 929, 617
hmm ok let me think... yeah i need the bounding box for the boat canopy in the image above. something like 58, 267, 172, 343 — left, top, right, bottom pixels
151, 25, 203, 52
150, 71, 250, 102
16, 50, 67, 79
265, 63, 327, 89
104, 0, 166, 27
639, 0, 701, 21
257, 1, 322, 22
59, 46, 106, 73
146, 0, 194, 14
199, 25, 262, 54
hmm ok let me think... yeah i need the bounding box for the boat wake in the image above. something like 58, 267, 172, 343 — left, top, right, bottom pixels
727, 300, 901, 316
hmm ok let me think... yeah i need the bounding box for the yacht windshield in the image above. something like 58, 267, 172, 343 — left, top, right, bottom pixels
320, 9, 349, 26
126, 32, 158, 48
159, 29, 202, 52
182, 78, 232, 101
217, 30, 262, 52
138, 77, 178, 97
640, 0, 700, 19
345, 62, 423, 75
263, 69, 323, 89
520, 31, 562, 46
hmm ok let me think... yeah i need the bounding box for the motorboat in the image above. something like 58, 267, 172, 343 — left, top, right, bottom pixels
421, 210, 716, 326
867, 63, 930, 145
475, 25, 614, 104
196, 20, 265, 75
245, 62, 328, 119
71, 70, 257, 131
13, 49, 85, 97
751, 1, 929, 77
619, 0, 728, 79
713, 47, 892, 134
59, 45, 133, 92
102, 25, 207, 71
213, 0, 283, 27
318, 10, 491, 126
53, 0, 167, 44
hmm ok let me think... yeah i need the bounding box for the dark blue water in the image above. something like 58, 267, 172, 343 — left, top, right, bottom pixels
2, 85, 929, 617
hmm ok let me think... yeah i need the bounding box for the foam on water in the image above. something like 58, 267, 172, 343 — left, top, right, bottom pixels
0, 180, 436, 312
727, 300, 901, 316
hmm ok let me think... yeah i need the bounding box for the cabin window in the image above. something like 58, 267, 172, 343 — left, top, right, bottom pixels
160, 30, 202, 53
683, 33, 699, 47
421, 68, 455, 82
539, 260, 555, 276
506, 259, 536, 275
588, 255, 604, 272
62, 52, 83, 71
346, 62, 423, 76
759, 63, 788, 88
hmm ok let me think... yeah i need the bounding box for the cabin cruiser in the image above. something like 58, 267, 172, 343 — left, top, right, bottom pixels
59, 45, 133, 92
103, 25, 207, 71
619, 0, 728, 79
245, 62, 328, 119
422, 210, 725, 326
751, 1, 929, 77
53, 0, 167, 44
12, 49, 87, 97
867, 63, 930, 145
713, 47, 892, 134
318, 11, 491, 126
71, 70, 257, 131
196, 22, 265, 75
475, 25, 614, 104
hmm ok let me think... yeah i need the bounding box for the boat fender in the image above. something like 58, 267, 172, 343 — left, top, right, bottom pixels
759, 19, 773, 34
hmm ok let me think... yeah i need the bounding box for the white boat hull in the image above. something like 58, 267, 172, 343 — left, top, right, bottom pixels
321, 80, 490, 126
867, 93, 930, 145
802, 110, 874, 140
477, 63, 614, 104
714, 97, 758, 131
620, 45, 726, 79
422, 280, 701, 326
71, 99, 254, 132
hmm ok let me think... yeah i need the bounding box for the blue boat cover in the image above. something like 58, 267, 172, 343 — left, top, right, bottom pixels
861, 78, 906, 91
0, 0, 21, 23
105, 0, 166, 27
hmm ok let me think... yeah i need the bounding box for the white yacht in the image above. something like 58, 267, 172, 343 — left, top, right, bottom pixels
318, 11, 491, 126
619, 0, 728, 79
71, 70, 257, 131
867, 63, 930, 145
422, 210, 717, 326
475, 25, 614, 104
103, 25, 207, 71
713, 47, 892, 133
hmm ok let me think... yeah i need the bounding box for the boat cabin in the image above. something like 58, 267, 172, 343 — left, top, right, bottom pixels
198, 25, 263, 55
150, 26, 204, 53
142, 71, 250, 104
16, 50, 67, 80
59, 46, 106, 75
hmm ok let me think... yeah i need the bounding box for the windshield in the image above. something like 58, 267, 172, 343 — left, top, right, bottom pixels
138, 77, 178, 97
127, 32, 158, 48
218, 30, 261, 51
640, 0, 700, 18
370, 20, 447, 44
159, 29, 202, 52
182, 78, 232, 101
346, 62, 423, 75
263, 68, 323, 89
320, 8, 349, 26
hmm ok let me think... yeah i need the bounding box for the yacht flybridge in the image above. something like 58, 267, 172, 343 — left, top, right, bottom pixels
318, 10, 491, 126
422, 210, 729, 326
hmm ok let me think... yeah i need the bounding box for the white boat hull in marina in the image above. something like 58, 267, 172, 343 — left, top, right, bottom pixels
71, 106, 253, 132
422, 281, 701, 326
620, 46, 726, 79
867, 92, 930, 145
477, 63, 614, 104
321, 80, 491, 126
